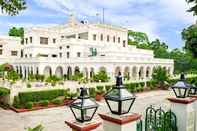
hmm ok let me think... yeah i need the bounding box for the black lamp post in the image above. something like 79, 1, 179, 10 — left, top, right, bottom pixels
171, 73, 191, 98
70, 87, 99, 123
188, 84, 197, 96
104, 72, 136, 115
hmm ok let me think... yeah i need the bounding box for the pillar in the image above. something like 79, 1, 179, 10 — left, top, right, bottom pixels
168, 97, 196, 131
99, 113, 141, 131
65, 120, 101, 131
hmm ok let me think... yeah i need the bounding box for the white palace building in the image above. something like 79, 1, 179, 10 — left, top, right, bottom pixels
0, 15, 174, 81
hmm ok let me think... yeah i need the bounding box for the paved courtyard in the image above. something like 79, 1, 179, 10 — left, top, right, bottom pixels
0, 90, 173, 131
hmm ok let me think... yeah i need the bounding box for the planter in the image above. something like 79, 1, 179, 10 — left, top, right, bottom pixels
10, 99, 75, 113
95, 94, 104, 101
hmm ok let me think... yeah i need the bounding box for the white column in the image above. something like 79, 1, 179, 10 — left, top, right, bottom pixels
168, 98, 196, 131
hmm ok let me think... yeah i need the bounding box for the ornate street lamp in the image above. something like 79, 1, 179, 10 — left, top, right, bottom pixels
188, 84, 197, 96
70, 87, 99, 123
171, 73, 191, 98
104, 72, 136, 115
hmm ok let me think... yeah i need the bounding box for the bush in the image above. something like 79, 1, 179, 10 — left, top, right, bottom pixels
0, 87, 10, 97
67, 92, 78, 100
13, 96, 21, 108
105, 85, 112, 92
18, 89, 65, 104
27, 83, 31, 88
51, 97, 64, 105
38, 100, 49, 106
89, 87, 96, 97
93, 70, 109, 82
96, 86, 105, 95
35, 74, 45, 82
25, 101, 33, 109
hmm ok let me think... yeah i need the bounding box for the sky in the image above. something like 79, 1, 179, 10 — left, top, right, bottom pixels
0, 0, 196, 49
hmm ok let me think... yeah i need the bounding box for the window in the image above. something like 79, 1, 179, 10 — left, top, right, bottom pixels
52, 54, 57, 58
67, 45, 70, 49
30, 54, 32, 57
123, 40, 126, 47
59, 46, 62, 50
0, 45, 3, 47
59, 53, 62, 58
53, 38, 56, 43
21, 50, 23, 58
11, 51, 17, 56
61, 36, 64, 38
67, 52, 70, 58
30, 37, 32, 43
107, 35, 110, 42
25, 38, 28, 44
40, 37, 48, 45
77, 52, 81, 57
118, 37, 120, 43
113, 36, 116, 43
25, 54, 27, 58
93, 34, 97, 41
0, 49, 2, 55
100, 34, 103, 41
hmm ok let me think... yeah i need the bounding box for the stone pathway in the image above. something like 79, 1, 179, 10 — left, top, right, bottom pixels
0, 90, 173, 131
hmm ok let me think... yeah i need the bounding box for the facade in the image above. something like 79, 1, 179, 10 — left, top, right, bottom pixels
0, 15, 174, 81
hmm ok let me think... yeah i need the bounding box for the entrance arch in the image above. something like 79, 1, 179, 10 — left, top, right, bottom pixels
124, 66, 130, 80
55, 66, 63, 78
43, 66, 52, 77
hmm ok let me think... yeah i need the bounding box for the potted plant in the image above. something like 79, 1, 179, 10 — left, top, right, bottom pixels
95, 86, 105, 101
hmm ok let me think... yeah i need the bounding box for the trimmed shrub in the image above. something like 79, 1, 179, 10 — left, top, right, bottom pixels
67, 92, 78, 100
26, 83, 31, 88
25, 101, 33, 109
18, 89, 65, 104
51, 97, 64, 105
105, 85, 112, 92
38, 100, 49, 107
0, 87, 10, 97
89, 87, 96, 97
96, 86, 105, 95
13, 96, 21, 108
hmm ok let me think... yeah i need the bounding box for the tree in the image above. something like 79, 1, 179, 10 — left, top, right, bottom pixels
8, 27, 24, 38
152, 66, 169, 89
186, 0, 197, 15
0, 0, 26, 16
93, 70, 109, 82
182, 25, 197, 57
128, 30, 150, 46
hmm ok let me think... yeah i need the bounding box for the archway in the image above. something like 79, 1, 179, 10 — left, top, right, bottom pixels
139, 67, 144, 80
67, 66, 72, 80
83, 67, 89, 79
90, 67, 94, 78
132, 66, 137, 80
115, 66, 121, 76
146, 67, 151, 78
74, 66, 80, 75
43, 66, 52, 78
124, 67, 130, 80
99, 67, 107, 72
55, 66, 63, 78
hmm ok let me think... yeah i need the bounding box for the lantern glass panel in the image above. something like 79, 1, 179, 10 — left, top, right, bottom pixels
107, 99, 119, 112
71, 107, 82, 121
106, 88, 119, 98
121, 89, 134, 98
122, 99, 135, 114
85, 108, 97, 120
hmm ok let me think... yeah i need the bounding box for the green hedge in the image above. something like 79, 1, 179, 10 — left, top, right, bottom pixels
0, 87, 10, 97
18, 89, 65, 104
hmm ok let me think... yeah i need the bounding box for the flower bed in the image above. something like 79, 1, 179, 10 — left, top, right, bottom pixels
10, 99, 74, 113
